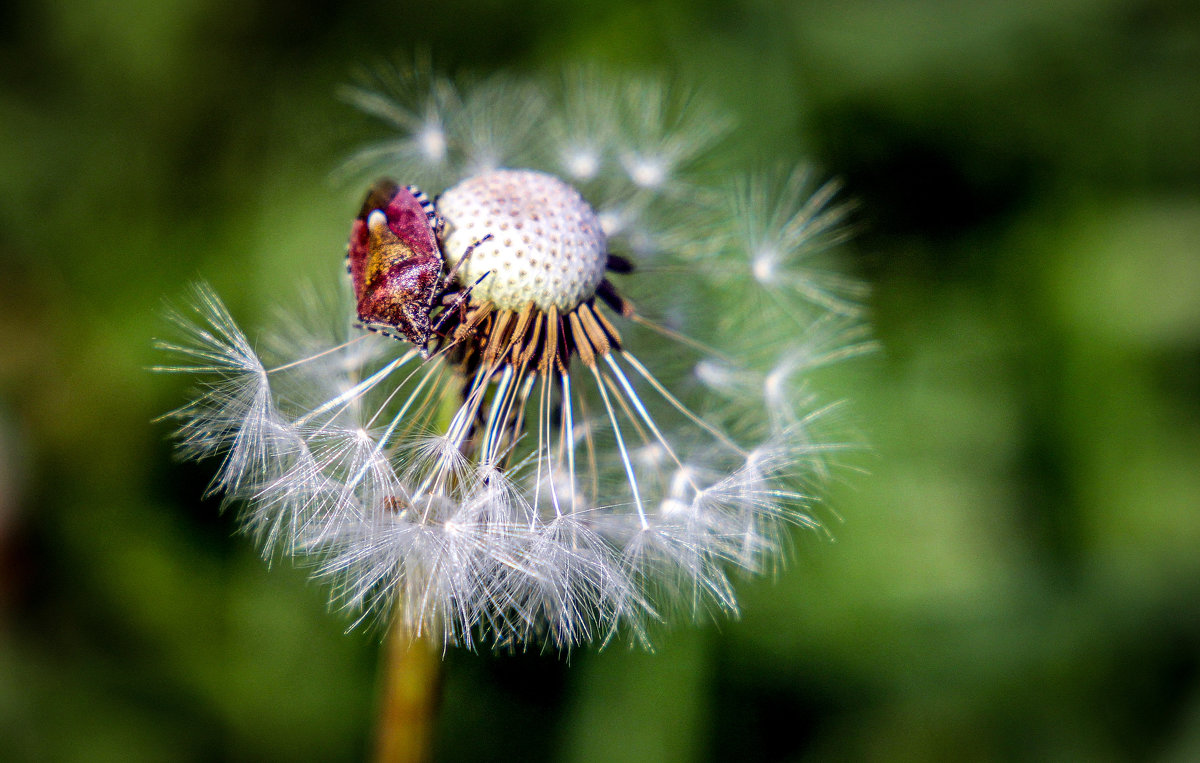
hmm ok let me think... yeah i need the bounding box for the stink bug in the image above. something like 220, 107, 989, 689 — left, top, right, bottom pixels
347, 179, 490, 357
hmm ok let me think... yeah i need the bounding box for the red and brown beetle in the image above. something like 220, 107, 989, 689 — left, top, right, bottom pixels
346, 180, 490, 358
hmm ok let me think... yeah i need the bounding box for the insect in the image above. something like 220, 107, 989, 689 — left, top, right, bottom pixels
347, 180, 490, 358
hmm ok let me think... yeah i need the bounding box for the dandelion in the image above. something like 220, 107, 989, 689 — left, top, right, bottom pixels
158, 63, 869, 759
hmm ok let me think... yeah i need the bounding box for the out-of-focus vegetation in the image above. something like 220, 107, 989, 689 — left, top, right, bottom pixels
2, 0, 1199, 759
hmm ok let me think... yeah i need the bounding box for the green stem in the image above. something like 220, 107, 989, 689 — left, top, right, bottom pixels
374, 378, 462, 762
374, 618, 442, 763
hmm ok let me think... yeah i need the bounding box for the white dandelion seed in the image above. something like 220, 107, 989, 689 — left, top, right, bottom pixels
549, 68, 620, 183
338, 61, 461, 186
725, 165, 871, 321
158, 68, 869, 649
614, 77, 733, 196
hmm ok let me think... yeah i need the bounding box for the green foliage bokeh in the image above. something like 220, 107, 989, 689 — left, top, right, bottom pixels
2, 0, 1199, 760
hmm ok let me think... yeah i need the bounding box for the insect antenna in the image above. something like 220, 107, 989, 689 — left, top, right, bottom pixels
440, 234, 493, 290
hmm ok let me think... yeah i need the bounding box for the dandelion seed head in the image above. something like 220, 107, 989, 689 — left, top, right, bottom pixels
158, 65, 871, 649
438, 169, 608, 312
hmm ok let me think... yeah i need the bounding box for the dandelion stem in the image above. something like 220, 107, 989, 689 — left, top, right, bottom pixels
375, 361, 463, 762
374, 617, 442, 763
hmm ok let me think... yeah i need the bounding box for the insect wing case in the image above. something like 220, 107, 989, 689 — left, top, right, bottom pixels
348, 182, 444, 345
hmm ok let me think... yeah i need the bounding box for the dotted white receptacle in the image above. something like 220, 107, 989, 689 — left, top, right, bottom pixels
437, 169, 609, 313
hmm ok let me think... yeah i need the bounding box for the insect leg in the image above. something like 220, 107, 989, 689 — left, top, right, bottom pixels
431, 271, 492, 335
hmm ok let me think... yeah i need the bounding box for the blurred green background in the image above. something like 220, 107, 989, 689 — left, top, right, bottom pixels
3, 0, 1200, 760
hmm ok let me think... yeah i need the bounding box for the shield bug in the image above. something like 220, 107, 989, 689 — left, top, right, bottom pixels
347, 179, 490, 357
